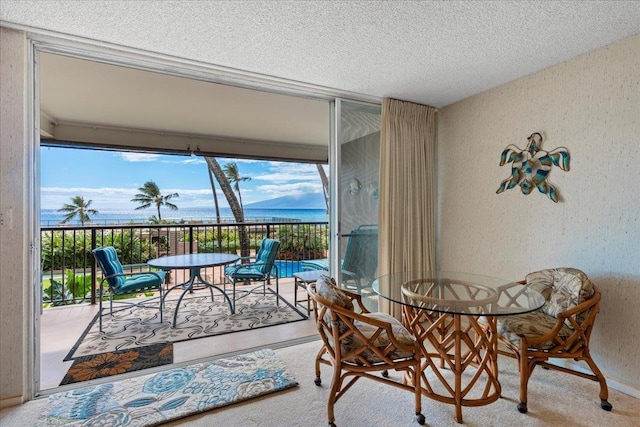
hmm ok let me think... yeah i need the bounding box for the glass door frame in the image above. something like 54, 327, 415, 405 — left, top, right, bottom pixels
328, 98, 382, 286
26, 35, 381, 397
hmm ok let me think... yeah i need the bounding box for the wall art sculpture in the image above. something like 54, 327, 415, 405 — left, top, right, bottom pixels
496, 132, 570, 203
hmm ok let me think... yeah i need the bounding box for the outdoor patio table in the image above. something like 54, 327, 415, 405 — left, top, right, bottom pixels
293, 269, 325, 314
148, 253, 239, 327
374, 271, 545, 424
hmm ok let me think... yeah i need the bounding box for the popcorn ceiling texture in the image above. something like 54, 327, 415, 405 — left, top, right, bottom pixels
1, 1, 639, 107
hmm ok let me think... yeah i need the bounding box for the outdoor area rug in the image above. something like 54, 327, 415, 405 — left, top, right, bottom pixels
60, 342, 173, 386
65, 289, 307, 360
36, 348, 298, 426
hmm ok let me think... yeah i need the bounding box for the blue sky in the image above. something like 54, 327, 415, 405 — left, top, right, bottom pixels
41, 146, 326, 210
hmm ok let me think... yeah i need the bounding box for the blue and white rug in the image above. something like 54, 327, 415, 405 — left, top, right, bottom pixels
36, 349, 298, 426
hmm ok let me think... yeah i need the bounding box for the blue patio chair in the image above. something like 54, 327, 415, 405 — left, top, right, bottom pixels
224, 238, 281, 312
92, 246, 165, 332
300, 224, 378, 293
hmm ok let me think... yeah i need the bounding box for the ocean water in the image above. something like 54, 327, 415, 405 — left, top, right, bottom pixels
41, 207, 328, 226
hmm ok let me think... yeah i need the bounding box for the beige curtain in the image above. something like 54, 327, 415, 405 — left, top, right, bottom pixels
378, 98, 436, 317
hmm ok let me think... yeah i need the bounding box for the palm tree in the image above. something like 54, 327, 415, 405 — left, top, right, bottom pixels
316, 163, 329, 213
223, 162, 251, 212
58, 196, 98, 225
130, 180, 179, 221
204, 157, 250, 258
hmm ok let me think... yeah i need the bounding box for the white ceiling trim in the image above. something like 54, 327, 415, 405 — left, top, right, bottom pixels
25, 26, 380, 105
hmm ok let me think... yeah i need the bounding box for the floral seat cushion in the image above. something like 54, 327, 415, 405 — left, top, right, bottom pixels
314, 275, 416, 364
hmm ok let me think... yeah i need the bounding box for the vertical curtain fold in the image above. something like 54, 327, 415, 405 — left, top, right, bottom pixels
378, 98, 436, 317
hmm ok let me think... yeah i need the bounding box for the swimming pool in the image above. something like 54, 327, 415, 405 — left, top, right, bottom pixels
273, 260, 304, 278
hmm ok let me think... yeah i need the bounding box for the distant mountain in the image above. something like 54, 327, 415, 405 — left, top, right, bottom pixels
244, 193, 327, 209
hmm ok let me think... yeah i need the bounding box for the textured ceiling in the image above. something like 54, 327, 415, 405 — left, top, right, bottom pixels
2, 1, 639, 108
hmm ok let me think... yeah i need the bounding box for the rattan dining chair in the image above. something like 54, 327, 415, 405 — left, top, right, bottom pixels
308, 275, 425, 427
495, 267, 612, 414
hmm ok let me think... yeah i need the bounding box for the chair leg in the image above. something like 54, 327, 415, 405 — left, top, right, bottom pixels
159, 287, 163, 324
582, 355, 613, 411
518, 340, 530, 414
326, 364, 343, 427
315, 346, 326, 386
99, 294, 103, 332
413, 362, 425, 425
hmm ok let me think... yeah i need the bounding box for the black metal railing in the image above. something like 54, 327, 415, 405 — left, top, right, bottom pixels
41, 221, 328, 307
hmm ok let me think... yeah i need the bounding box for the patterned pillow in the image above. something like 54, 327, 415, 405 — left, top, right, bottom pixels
526, 267, 594, 327
315, 274, 354, 311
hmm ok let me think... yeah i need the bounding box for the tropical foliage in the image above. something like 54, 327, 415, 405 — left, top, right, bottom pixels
43, 269, 92, 306
277, 224, 328, 260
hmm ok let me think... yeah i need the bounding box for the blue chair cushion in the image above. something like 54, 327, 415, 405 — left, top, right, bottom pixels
92, 246, 126, 288
93, 246, 164, 295
255, 238, 280, 274
225, 238, 281, 281
119, 271, 165, 294
225, 265, 266, 280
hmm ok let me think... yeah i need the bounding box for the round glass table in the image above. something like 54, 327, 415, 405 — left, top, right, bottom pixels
374, 271, 545, 423
148, 253, 239, 326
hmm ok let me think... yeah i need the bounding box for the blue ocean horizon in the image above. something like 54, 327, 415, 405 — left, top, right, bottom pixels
41, 206, 328, 226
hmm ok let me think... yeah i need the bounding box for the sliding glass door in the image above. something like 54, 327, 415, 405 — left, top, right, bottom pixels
330, 99, 381, 305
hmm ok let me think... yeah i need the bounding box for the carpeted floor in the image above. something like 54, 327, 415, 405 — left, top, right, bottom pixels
65, 290, 307, 360
3, 340, 639, 427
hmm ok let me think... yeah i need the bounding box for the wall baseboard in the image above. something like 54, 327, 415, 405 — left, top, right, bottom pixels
553, 359, 640, 399
0, 395, 25, 409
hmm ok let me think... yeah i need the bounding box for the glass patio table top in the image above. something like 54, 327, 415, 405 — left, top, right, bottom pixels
373, 270, 545, 316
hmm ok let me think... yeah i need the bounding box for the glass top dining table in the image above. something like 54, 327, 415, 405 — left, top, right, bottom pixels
373, 270, 545, 316
372, 270, 546, 423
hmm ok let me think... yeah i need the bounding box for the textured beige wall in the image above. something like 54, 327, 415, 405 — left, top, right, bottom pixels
0, 27, 29, 406
437, 35, 640, 393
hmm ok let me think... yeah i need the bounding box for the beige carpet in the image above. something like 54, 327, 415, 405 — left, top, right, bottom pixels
2, 340, 638, 426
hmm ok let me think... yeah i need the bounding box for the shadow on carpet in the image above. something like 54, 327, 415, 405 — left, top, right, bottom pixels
39, 349, 297, 426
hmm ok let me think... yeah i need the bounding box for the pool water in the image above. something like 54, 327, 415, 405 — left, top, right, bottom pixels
273, 260, 304, 278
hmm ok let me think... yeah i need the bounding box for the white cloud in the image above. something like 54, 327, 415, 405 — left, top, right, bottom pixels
255, 182, 323, 199
179, 157, 206, 165
254, 162, 320, 184
119, 152, 162, 162
40, 186, 224, 210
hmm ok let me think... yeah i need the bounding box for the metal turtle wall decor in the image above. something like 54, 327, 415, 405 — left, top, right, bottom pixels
496, 132, 570, 203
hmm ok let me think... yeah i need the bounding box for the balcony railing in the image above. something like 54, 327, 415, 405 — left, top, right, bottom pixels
41, 221, 329, 307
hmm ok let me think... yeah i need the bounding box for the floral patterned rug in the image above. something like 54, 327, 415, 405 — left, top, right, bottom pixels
60, 343, 173, 386
65, 290, 307, 360
37, 349, 298, 426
